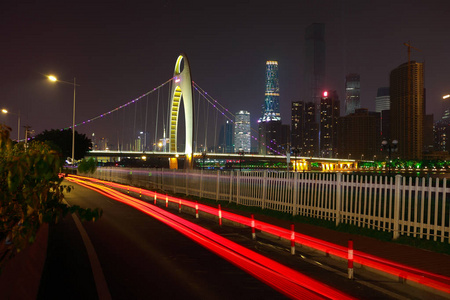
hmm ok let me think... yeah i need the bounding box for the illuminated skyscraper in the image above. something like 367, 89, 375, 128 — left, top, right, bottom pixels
234, 111, 251, 153
258, 61, 282, 154
390, 61, 424, 159
375, 87, 390, 113
345, 74, 360, 115
259, 61, 280, 122
320, 91, 340, 157
304, 23, 326, 113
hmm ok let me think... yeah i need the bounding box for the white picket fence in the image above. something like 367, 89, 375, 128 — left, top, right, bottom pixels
84, 167, 450, 243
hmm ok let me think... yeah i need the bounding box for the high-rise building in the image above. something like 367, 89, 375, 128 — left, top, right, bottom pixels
423, 114, 434, 153
258, 120, 282, 155
390, 61, 424, 160
259, 61, 280, 122
259, 61, 282, 155
320, 91, 340, 157
345, 74, 360, 115
375, 87, 390, 113
218, 121, 234, 153
291, 101, 318, 156
337, 109, 381, 160
291, 101, 303, 150
234, 111, 251, 153
304, 23, 326, 111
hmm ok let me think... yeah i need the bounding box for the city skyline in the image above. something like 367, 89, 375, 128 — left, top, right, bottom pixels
1, 1, 450, 146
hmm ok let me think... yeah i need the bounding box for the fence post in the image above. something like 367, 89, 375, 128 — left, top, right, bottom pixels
393, 174, 402, 240
216, 170, 220, 201
200, 169, 204, 199
236, 170, 241, 205
293, 172, 298, 216
348, 239, 354, 279
262, 170, 268, 210
335, 172, 342, 226
229, 171, 233, 203
185, 168, 189, 196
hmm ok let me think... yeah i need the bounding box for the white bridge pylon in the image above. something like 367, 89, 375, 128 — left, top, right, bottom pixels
169, 53, 194, 167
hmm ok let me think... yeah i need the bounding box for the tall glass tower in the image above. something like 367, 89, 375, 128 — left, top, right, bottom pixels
259, 61, 280, 122
234, 110, 251, 153
345, 73, 361, 115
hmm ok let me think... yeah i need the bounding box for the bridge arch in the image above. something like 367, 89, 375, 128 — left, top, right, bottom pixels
169, 53, 194, 167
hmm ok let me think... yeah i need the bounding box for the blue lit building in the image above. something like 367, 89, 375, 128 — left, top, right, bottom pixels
258, 61, 283, 155
259, 61, 280, 122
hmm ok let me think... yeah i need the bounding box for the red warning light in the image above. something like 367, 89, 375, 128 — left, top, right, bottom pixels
323, 91, 328, 97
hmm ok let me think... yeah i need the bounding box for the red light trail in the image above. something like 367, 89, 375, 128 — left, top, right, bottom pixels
66, 175, 353, 300
66, 175, 450, 296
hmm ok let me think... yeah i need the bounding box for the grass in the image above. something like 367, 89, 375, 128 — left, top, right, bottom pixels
173, 191, 450, 255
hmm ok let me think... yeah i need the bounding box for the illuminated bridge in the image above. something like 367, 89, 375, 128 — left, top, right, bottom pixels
64, 53, 358, 171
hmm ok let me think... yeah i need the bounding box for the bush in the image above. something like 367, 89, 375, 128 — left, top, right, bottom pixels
0, 125, 102, 269
78, 157, 97, 174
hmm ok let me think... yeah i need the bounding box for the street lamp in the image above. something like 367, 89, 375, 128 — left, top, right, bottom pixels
238, 149, 244, 171
291, 147, 300, 172
381, 139, 398, 174
48, 75, 79, 167
1, 109, 20, 142
201, 151, 207, 170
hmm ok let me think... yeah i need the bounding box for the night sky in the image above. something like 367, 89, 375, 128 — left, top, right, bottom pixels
1, 0, 450, 146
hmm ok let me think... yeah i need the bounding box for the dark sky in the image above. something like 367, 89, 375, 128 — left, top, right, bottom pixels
1, 0, 450, 145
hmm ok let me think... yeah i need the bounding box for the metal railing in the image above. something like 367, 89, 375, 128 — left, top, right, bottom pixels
82, 167, 450, 243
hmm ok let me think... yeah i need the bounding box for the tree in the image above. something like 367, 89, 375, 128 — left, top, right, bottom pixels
34, 129, 91, 162
0, 125, 101, 269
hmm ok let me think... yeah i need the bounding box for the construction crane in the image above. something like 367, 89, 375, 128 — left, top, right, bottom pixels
403, 42, 422, 64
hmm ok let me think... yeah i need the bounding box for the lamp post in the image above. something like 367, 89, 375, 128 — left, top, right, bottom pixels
1, 109, 20, 142
48, 75, 79, 167
292, 147, 300, 172
201, 151, 207, 170
238, 149, 244, 171
381, 139, 398, 174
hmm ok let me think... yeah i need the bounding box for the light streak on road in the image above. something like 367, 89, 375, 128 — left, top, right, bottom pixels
66, 175, 450, 295
66, 176, 354, 300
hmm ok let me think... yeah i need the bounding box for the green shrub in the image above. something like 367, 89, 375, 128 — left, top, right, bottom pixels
78, 157, 97, 174
0, 125, 102, 268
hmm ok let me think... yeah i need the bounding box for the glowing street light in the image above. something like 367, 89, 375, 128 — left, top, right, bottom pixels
443, 94, 450, 100
48, 75, 79, 166
1, 108, 20, 142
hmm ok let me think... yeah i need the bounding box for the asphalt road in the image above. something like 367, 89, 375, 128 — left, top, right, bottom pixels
37, 182, 290, 300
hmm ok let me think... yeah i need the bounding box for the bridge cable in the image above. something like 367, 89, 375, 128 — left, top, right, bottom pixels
144, 95, 149, 151
154, 88, 160, 150
203, 96, 209, 152
133, 100, 137, 150
194, 88, 201, 153
213, 109, 218, 153
192, 81, 285, 156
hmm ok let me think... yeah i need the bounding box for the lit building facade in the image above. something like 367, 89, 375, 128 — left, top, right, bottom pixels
320, 91, 340, 157
337, 108, 381, 160
345, 74, 360, 115
218, 121, 234, 153
259, 61, 280, 122
291, 101, 318, 156
234, 110, 251, 153
259, 60, 282, 154
390, 61, 424, 160
375, 87, 390, 113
